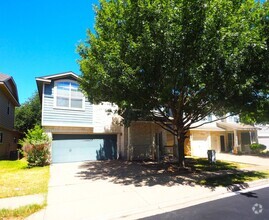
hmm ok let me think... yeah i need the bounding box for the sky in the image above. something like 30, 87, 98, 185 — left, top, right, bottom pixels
0, 0, 98, 104
1, 0, 266, 104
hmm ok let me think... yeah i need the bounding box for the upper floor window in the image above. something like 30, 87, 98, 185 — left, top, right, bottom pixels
0, 132, 3, 144
227, 115, 239, 123
54, 81, 84, 110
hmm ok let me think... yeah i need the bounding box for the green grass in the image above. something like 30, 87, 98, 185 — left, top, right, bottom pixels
0, 159, 50, 198
185, 157, 269, 187
187, 157, 250, 171
199, 170, 269, 187
0, 203, 46, 220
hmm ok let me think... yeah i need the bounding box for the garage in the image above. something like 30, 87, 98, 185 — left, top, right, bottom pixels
52, 134, 117, 163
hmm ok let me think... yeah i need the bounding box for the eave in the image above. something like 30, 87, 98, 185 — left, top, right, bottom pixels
0, 82, 20, 107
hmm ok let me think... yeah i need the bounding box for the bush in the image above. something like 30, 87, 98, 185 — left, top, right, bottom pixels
19, 125, 51, 167
249, 143, 267, 154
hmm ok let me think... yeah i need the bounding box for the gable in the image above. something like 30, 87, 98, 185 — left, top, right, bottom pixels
36, 71, 80, 102
0, 73, 20, 106
36, 72, 94, 127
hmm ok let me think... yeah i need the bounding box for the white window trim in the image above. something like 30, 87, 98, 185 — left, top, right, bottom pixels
54, 80, 85, 111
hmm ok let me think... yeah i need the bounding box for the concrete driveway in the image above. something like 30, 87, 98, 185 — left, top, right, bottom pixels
26, 161, 231, 220
27, 156, 269, 220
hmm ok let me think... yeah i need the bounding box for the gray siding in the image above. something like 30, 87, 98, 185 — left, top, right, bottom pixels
0, 127, 19, 159
0, 90, 15, 130
42, 81, 93, 127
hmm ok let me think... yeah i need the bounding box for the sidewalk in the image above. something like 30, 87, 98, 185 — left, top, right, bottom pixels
0, 194, 45, 209
116, 179, 269, 220
26, 179, 269, 220
216, 153, 269, 167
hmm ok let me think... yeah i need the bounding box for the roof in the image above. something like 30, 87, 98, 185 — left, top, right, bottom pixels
190, 121, 226, 131
36, 71, 79, 81
191, 125, 226, 132
36, 71, 80, 101
0, 73, 20, 106
189, 120, 257, 132
0, 73, 11, 81
217, 122, 256, 131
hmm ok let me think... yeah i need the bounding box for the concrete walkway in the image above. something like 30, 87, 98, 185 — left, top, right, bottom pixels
216, 153, 269, 167
26, 179, 269, 220
0, 194, 45, 209
25, 157, 269, 220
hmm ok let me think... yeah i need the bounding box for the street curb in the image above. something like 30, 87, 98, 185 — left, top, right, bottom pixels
107, 178, 269, 220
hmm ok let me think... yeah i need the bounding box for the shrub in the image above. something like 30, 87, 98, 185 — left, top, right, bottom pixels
249, 143, 267, 154
19, 125, 51, 167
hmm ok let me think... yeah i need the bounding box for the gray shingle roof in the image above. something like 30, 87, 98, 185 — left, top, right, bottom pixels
0, 73, 20, 106
0, 73, 11, 82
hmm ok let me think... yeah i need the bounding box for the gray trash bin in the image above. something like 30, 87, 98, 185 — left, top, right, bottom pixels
207, 150, 216, 163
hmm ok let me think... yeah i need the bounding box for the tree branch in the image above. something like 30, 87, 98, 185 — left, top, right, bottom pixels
151, 113, 177, 135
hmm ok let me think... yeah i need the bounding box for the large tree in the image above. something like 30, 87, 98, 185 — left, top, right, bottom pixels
240, 0, 269, 125
240, 99, 269, 124
15, 91, 41, 133
78, 0, 268, 166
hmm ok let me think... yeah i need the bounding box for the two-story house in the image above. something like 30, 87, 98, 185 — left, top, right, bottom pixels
36, 71, 123, 163
36, 71, 258, 163
0, 73, 20, 159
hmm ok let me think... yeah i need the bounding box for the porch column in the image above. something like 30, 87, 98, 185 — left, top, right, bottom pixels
249, 130, 257, 144
233, 130, 239, 151
117, 133, 121, 159
151, 123, 155, 160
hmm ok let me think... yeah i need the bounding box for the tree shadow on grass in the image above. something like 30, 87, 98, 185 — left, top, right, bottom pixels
75, 158, 268, 191
201, 171, 268, 191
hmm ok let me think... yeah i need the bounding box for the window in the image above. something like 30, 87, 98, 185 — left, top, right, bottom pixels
227, 115, 239, 123
55, 81, 84, 110
234, 116, 239, 123
7, 102, 10, 115
0, 132, 3, 144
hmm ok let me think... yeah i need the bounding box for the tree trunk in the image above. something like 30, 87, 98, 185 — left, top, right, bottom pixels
177, 133, 186, 167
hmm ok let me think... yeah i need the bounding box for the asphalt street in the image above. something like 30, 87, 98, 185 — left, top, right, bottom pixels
142, 186, 269, 220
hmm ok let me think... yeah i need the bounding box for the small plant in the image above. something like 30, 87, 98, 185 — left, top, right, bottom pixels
19, 125, 51, 167
237, 150, 243, 155
249, 143, 267, 154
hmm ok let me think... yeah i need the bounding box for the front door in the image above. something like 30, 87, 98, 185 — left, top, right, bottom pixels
220, 135, 225, 152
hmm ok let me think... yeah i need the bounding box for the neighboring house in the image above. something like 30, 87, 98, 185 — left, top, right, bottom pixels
256, 124, 269, 150
0, 73, 20, 159
36, 71, 258, 163
126, 115, 258, 160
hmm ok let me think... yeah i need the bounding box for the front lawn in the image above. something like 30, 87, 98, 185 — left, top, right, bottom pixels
0, 203, 46, 220
185, 157, 269, 187
0, 159, 50, 198
199, 170, 269, 187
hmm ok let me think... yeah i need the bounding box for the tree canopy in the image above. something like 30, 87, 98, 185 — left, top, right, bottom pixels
78, 0, 269, 166
15, 91, 41, 133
